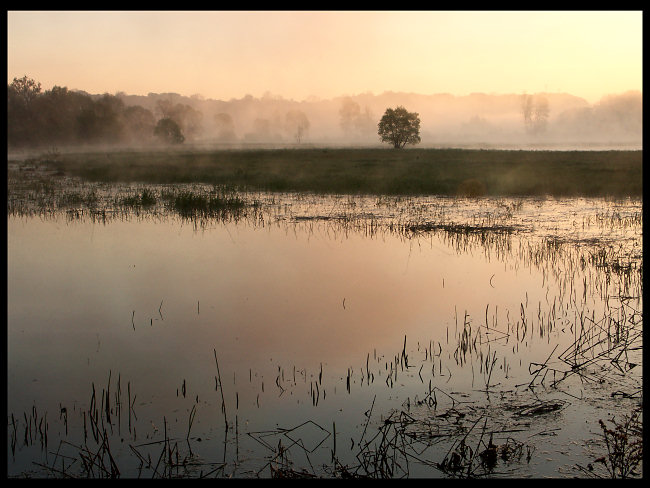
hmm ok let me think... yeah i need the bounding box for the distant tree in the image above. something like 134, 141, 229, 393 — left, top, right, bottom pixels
377, 106, 421, 148
8, 77, 188, 148
156, 99, 203, 141
285, 109, 310, 143
95, 94, 126, 141
76, 94, 125, 143
213, 112, 237, 141
34, 86, 94, 145
156, 98, 175, 119
8, 76, 43, 146
8, 75, 42, 104
594, 91, 642, 135
154, 117, 185, 144
122, 105, 156, 143
553, 91, 641, 141
7, 79, 120, 147
339, 97, 375, 140
521, 94, 534, 132
521, 94, 550, 135
339, 97, 362, 133
355, 105, 376, 139
177, 104, 203, 141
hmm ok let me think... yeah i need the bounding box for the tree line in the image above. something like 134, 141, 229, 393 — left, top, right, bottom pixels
9, 75, 641, 149
7, 76, 312, 149
9, 76, 166, 147
7, 75, 418, 150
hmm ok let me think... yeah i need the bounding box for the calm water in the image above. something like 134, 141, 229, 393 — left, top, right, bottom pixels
7, 189, 643, 478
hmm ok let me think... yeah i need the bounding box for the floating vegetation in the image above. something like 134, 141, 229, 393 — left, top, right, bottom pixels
405, 222, 520, 236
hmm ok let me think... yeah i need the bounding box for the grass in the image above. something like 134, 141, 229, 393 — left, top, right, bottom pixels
162, 188, 251, 219
36, 147, 642, 197
119, 188, 157, 207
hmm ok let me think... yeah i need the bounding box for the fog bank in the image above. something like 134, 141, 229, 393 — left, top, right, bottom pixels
7, 76, 642, 152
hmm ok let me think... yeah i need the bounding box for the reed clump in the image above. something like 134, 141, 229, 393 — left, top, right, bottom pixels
174, 192, 241, 216
119, 188, 157, 207
160, 188, 255, 220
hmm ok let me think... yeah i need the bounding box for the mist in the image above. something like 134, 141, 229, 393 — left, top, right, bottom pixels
7, 76, 642, 153
117, 89, 643, 149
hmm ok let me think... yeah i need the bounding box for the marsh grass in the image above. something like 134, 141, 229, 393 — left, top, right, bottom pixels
119, 188, 157, 208
57, 190, 99, 208
168, 190, 247, 219
154, 187, 259, 223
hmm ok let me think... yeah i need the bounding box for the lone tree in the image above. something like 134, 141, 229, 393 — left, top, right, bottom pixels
378, 106, 421, 148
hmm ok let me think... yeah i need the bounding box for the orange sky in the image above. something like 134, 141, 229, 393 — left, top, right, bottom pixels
7, 10, 642, 103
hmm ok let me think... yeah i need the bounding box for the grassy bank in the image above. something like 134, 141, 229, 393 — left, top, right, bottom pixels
35, 147, 642, 197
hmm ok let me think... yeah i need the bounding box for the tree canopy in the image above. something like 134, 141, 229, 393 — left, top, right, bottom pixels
7, 76, 159, 148
377, 106, 421, 149
154, 117, 185, 144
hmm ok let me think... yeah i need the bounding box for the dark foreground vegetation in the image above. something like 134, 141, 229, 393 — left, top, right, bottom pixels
27, 147, 642, 198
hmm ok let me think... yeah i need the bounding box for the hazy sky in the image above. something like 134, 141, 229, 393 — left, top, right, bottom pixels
7, 10, 642, 103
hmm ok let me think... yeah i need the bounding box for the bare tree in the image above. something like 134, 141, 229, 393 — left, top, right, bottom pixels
521, 93, 550, 135
285, 110, 310, 143
521, 94, 534, 133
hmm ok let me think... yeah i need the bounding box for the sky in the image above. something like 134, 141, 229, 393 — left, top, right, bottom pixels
7, 10, 643, 104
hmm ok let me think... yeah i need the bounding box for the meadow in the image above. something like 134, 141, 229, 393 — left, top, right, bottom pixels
30, 147, 643, 197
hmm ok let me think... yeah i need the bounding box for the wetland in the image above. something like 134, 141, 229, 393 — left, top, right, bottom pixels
6, 148, 643, 478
